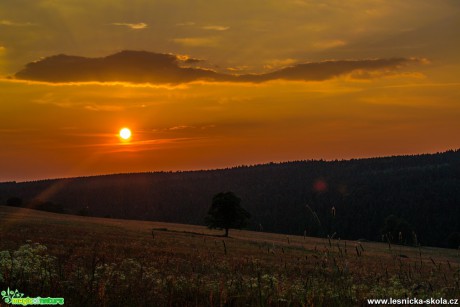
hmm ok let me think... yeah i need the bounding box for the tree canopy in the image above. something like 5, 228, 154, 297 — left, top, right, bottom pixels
205, 192, 251, 237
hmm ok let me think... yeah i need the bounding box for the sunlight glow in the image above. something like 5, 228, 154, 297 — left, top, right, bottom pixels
119, 128, 132, 140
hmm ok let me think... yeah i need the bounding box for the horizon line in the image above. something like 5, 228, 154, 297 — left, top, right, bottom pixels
2, 148, 458, 184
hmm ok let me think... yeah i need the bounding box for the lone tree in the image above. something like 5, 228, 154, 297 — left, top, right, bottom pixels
381, 214, 414, 245
205, 192, 251, 237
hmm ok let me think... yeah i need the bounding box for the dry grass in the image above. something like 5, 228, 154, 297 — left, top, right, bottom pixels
1, 206, 459, 306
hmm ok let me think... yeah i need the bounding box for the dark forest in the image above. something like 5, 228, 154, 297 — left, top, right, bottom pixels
2, 150, 459, 248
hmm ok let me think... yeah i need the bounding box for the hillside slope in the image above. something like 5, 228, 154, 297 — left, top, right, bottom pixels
1, 205, 459, 306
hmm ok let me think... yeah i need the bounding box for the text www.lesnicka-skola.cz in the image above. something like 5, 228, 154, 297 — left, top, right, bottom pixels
367, 297, 458, 305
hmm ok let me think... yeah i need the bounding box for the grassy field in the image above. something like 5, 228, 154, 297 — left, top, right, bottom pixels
0, 205, 459, 306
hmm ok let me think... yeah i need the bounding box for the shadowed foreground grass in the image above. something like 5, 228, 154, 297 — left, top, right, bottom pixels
0, 206, 459, 306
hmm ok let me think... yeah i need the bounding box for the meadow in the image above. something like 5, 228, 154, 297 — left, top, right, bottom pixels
0, 205, 459, 306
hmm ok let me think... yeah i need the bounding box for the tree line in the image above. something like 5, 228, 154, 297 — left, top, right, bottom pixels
1, 150, 459, 248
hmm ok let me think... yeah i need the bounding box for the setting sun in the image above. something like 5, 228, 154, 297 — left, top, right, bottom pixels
119, 128, 132, 140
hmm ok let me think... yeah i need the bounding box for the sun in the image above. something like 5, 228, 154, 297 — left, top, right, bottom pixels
119, 127, 132, 140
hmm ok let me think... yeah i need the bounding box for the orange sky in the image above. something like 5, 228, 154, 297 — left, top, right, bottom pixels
1, 1, 459, 181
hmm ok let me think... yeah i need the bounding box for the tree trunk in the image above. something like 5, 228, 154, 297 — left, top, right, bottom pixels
224, 228, 229, 237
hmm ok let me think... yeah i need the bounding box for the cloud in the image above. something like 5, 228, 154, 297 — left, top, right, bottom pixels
111, 22, 148, 30
0, 20, 35, 27
13, 50, 425, 84
175, 22, 228, 31
15, 50, 221, 83
201, 25, 229, 31
83, 105, 124, 112
103, 137, 203, 154
168, 125, 194, 131
226, 66, 251, 72
244, 58, 423, 82
264, 58, 298, 70
155, 124, 216, 132
175, 54, 203, 64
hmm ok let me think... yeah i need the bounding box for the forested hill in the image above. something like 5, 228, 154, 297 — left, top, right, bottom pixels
1, 150, 460, 248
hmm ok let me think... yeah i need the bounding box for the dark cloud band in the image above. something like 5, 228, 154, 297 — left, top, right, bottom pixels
14, 50, 422, 84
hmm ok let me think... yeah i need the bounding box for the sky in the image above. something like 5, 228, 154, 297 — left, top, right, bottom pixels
1, 0, 459, 181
